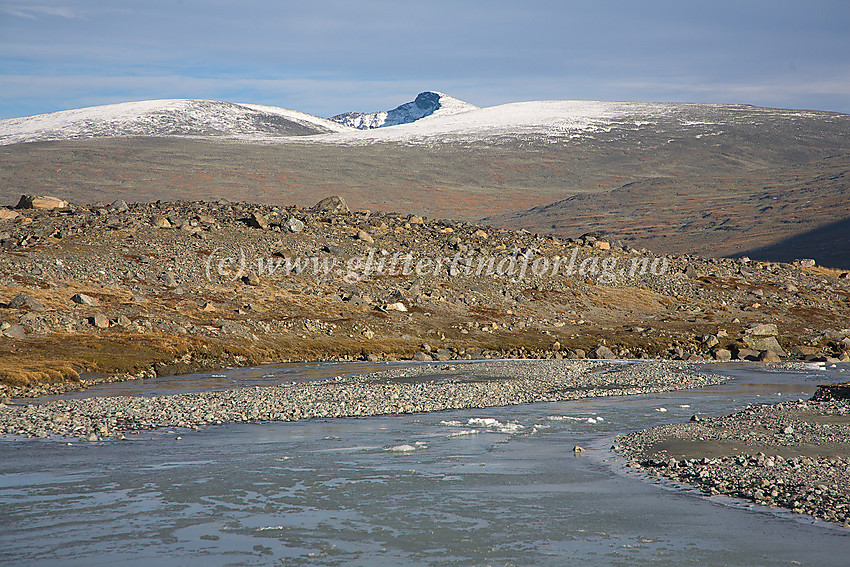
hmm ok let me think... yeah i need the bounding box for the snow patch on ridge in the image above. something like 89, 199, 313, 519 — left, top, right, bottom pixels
0, 99, 351, 145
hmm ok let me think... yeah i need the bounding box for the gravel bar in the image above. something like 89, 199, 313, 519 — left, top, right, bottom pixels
0, 359, 722, 440
617, 391, 850, 526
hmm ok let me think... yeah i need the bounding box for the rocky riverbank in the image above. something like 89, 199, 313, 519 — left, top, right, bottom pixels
617, 382, 850, 526
1, 195, 849, 398
0, 359, 722, 440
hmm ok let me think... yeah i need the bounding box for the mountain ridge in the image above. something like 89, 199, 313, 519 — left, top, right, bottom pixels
329, 91, 478, 129
2, 93, 849, 267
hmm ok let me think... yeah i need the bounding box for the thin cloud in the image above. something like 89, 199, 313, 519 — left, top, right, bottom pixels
0, 4, 79, 19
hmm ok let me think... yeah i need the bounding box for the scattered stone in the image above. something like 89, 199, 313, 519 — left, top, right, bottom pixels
111, 199, 130, 212
745, 323, 778, 336
0, 208, 20, 221
412, 351, 431, 361
1, 323, 26, 339
593, 240, 611, 250
248, 212, 269, 230
152, 216, 172, 229
811, 382, 850, 402
89, 313, 110, 329
384, 302, 407, 312
160, 272, 178, 288
758, 350, 781, 363
313, 196, 349, 214
243, 272, 261, 286
71, 293, 99, 307
472, 229, 489, 239
16, 195, 68, 210
285, 217, 305, 233
357, 230, 374, 243
573, 445, 586, 453
590, 345, 616, 359
6, 292, 45, 312
735, 348, 761, 361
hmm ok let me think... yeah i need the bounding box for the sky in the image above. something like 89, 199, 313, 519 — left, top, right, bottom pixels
1, 0, 849, 120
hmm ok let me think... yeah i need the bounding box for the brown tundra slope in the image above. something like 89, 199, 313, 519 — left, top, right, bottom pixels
0, 197, 848, 397
2, 98, 849, 267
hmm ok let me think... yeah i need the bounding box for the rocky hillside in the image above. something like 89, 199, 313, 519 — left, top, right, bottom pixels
1, 195, 848, 398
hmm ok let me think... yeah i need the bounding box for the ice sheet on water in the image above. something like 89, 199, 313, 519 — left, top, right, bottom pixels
467, 418, 502, 427
447, 429, 480, 438
385, 444, 417, 452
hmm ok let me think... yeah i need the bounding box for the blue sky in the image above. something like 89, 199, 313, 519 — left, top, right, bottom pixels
1, 0, 848, 119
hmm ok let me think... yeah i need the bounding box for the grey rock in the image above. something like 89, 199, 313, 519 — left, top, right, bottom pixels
111, 199, 130, 212
357, 230, 374, 243
71, 293, 99, 307
736, 348, 762, 361
285, 217, 305, 233
745, 323, 778, 336
713, 348, 732, 361
412, 351, 432, 361
313, 196, 349, 214
743, 335, 787, 357
16, 195, 68, 210
151, 216, 171, 229
7, 292, 45, 312
160, 272, 178, 288
590, 345, 616, 359
248, 212, 269, 230
2, 323, 26, 339
758, 350, 782, 362
434, 348, 452, 361
90, 313, 110, 328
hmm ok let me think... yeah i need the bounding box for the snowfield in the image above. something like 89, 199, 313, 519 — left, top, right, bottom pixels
0, 99, 351, 145
0, 92, 838, 146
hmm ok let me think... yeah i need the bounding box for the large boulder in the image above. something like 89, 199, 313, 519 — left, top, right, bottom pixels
16, 195, 69, 210
745, 323, 778, 336
743, 335, 787, 357
590, 345, 616, 359
312, 196, 349, 214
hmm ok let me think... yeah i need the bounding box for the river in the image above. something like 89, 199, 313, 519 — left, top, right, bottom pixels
1, 362, 849, 566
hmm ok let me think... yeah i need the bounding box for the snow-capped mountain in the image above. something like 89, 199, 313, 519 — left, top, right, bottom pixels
329, 91, 478, 129
0, 92, 845, 148
0, 99, 351, 145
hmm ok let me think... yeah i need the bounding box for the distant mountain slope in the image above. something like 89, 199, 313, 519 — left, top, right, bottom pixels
0, 99, 351, 145
2, 93, 850, 267
329, 91, 478, 129
483, 155, 850, 268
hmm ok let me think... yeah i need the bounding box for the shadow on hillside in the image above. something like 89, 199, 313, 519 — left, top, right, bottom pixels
732, 217, 850, 269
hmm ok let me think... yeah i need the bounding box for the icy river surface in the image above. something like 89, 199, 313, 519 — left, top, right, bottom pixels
2, 362, 850, 566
